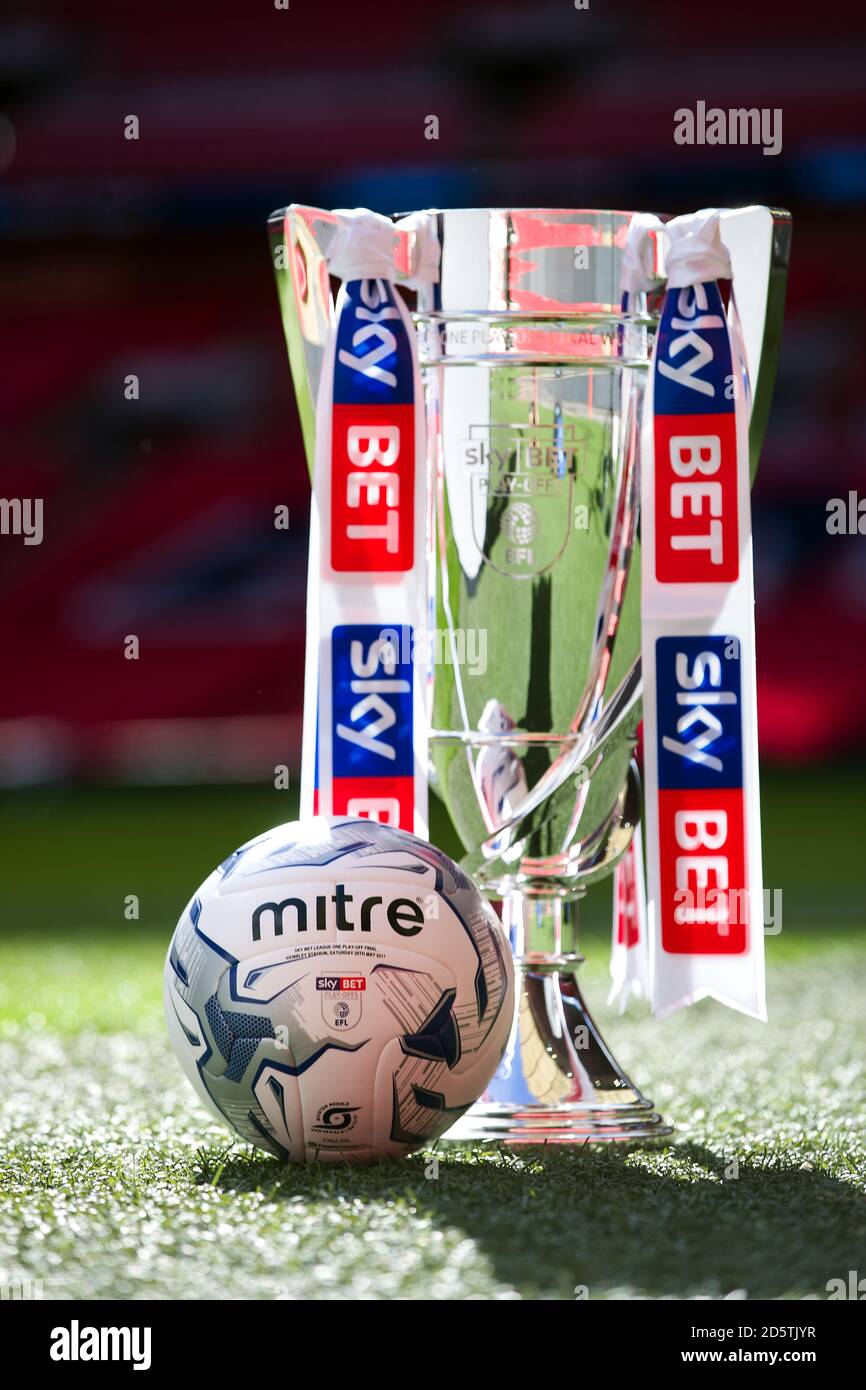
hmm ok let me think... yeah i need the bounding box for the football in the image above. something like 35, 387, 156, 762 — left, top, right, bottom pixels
164, 816, 514, 1162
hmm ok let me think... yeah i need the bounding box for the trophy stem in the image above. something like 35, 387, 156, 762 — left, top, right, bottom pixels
446, 895, 672, 1144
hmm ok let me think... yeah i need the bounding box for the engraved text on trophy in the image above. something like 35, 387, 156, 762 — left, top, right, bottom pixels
461, 422, 586, 578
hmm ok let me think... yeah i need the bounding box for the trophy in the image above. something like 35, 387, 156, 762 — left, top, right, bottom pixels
270, 205, 791, 1143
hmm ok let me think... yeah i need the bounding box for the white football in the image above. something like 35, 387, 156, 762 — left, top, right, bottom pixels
164, 816, 514, 1163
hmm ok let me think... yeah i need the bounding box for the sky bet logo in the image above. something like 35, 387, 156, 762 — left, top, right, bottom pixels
653, 280, 740, 584
331, 624, 414, 825
656, 636, 747, 955
331, 278, 414, 573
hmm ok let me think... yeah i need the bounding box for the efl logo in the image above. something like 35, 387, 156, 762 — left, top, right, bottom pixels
331, 279, 414, 573
653, 280, 738, 583
331, 624, 414, 826
655, 636, 747, 954
316, 977, 366, 992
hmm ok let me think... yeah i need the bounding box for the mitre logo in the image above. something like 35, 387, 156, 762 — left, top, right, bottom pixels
251, 886, 425, 941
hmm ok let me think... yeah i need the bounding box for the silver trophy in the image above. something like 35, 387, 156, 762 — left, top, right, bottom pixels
271, 205, 791, 1143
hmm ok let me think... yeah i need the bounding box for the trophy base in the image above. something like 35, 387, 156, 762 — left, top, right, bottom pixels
444, 898, 673, 1147
445, 1098, 671, 1145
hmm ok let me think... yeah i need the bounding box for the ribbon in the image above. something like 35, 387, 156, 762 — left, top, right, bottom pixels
300, 210, 438, 835
609, 818, 650, 1012
623, 208, 766, 1020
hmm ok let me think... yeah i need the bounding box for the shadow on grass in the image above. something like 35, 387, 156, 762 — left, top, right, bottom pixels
205, 1140, 866, 1299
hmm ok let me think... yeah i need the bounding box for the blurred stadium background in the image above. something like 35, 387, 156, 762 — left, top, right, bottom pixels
1, 0, 865, 931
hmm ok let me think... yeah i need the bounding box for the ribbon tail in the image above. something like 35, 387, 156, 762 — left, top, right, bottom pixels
301, 220, 433, 836
630, 209, 766, 1021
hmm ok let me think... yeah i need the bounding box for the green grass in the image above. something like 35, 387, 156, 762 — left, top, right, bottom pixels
0, 777, 865, 1300
2, 762, 864, 930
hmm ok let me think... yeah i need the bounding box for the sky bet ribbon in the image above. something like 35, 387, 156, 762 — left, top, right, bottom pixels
627, 209, 766, 1020
300, 210, 437, 836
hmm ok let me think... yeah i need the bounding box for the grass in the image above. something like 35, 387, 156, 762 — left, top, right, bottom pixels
0, 775, 865, 1300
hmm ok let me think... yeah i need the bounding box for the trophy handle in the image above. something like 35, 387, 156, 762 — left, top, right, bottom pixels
268, 205, 338, 477
719, 206, 792, 479
268, 204, 431, 479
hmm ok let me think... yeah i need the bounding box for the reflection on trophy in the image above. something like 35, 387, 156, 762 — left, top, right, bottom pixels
271, 205, 791, 1143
